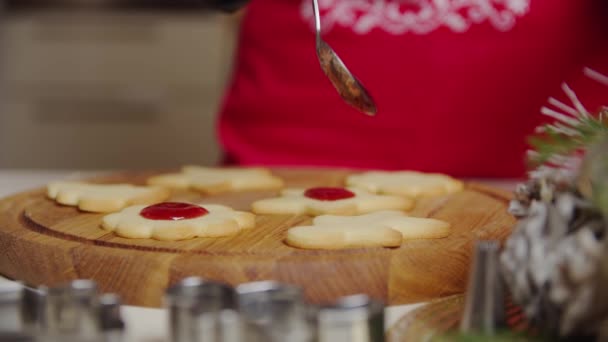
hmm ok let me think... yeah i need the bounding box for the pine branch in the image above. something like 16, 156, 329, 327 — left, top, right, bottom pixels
581, 133, 608, 216
528, 110, 608, 168
527, 70, 608, 172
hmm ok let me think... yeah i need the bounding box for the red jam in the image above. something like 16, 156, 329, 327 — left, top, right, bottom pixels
304, 187, 355, 201
140, 202, 208, 221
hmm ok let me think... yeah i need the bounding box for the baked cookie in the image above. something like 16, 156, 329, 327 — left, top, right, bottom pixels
47, 182, 170, 213
251, 187, 413, 216
147, 166, 284, 194
101, 202, 255, 240
286, 210, 451, 249
346, 171, 464, 198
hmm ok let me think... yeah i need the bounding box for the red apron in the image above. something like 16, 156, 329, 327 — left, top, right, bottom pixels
218, 0, 608, 177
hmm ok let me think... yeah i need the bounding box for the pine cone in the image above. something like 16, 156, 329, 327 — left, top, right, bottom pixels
508, 170, 574, 218
500, 192, 607, 337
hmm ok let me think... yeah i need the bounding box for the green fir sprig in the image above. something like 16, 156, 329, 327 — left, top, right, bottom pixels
526, 74, 608, 172
528, 109, 608, 168
526, 70, 608, 213
581, 133, 608, 216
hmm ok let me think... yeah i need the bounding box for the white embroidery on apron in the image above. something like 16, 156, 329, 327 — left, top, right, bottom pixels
300, 0, 531, 34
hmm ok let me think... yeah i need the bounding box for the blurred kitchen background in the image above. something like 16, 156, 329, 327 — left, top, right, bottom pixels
0, 0, 242, 169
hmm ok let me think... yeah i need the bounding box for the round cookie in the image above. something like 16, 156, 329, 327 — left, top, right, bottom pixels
251, 187, 413, 216
147, 166, 284, 194
47, 181, 170, 213
286, 210, 451, 250
346, 171, 464, 198
101, 202, 255, 240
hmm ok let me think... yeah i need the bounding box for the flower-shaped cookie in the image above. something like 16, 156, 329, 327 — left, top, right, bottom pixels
147, 166, 284, 194
102, 202, 255, 240
47, 181, 170, 213
346, 171, 464, 198
286, 210, 451, 249
251, 187, 413, 216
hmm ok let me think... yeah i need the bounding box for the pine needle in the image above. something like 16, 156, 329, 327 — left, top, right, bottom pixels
528, 110, 608, 168
528, 69, 608, 171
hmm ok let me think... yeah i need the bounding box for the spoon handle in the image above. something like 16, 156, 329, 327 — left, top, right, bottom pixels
311, 0, 322, 37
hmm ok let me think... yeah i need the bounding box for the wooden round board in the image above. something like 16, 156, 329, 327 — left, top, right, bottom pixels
0, 168, 515, 307
387, 294, 531, 341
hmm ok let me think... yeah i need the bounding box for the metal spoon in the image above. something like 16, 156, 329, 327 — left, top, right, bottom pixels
311, 0, 377, 116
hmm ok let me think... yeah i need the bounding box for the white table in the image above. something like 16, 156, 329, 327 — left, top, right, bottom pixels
0, 169, 518, 341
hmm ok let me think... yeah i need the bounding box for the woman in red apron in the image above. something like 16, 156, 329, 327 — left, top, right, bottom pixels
217, 0, 608, 177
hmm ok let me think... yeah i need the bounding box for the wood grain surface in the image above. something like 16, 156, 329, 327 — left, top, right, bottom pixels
387, 294, 530, 341
0, 168, 516, 307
